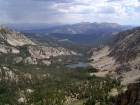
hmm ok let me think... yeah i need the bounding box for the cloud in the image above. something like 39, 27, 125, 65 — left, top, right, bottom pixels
0, 0, 140, 25
32, 0, 73, 3
107, 0, 123, 2
96, 7, 116, 14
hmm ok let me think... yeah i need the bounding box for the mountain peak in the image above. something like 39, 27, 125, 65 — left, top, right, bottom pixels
0, 24, 6, 29
79, 22, 91, 24
0, 24, 35, 46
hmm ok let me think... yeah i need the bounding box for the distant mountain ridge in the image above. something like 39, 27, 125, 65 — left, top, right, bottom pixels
23, 22, 133, 35
21, 22, 134, 45
4, 22, 63, 31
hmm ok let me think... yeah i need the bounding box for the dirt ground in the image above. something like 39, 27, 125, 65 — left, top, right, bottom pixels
90, 46, 119, 77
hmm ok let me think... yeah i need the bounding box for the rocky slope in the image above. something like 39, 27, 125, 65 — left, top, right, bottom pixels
90, 26, 140, 85
28, 46, 76, 59
0, 44, 20, 54
108, 27, 140, 84
114, 81, 140, 105
0, 24, 78, 65
109, 26, 140, 63
0, 24, 35, 46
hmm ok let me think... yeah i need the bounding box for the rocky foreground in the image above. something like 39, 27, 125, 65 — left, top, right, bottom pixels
114, 81, 140, 105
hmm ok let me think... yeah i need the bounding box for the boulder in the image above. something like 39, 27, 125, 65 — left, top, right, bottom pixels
24, 57, 37, 64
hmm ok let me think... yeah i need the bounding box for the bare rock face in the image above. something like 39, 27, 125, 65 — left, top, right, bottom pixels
42, 60, 51, 66
13, 57, 23, 63
24, 57, 37, 64
114, 82, 140, 105
0, 44, 20, 54
28, 46, 76, 59
107, 61, 140, 85
109, 26, 140, 63
115, 63, 132, 73
0, 24, 35, 46
0, 67, 19, 82
107, 26, 140, 85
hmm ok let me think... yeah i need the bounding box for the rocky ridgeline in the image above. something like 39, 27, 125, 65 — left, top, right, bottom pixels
109, 26, 140, 63
0, 24, 35, 46
114, 82, 140, 105
28, 46, 77, 59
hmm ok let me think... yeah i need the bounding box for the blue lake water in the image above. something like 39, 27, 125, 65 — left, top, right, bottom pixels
65, 62, 91, 68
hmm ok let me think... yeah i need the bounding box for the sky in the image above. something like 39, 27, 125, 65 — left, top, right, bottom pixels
0, 0, 140, 25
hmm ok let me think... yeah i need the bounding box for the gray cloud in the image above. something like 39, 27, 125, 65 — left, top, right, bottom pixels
107, 0, 123, 2
0, 0, 140, 25
0, 0, 64, 22
97, 7, 116, 14
32, 0, 74, 3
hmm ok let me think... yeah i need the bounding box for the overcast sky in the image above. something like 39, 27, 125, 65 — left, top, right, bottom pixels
0, 0, 140, 25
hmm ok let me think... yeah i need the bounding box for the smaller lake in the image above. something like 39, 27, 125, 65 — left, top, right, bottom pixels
65, 62, 91, 68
